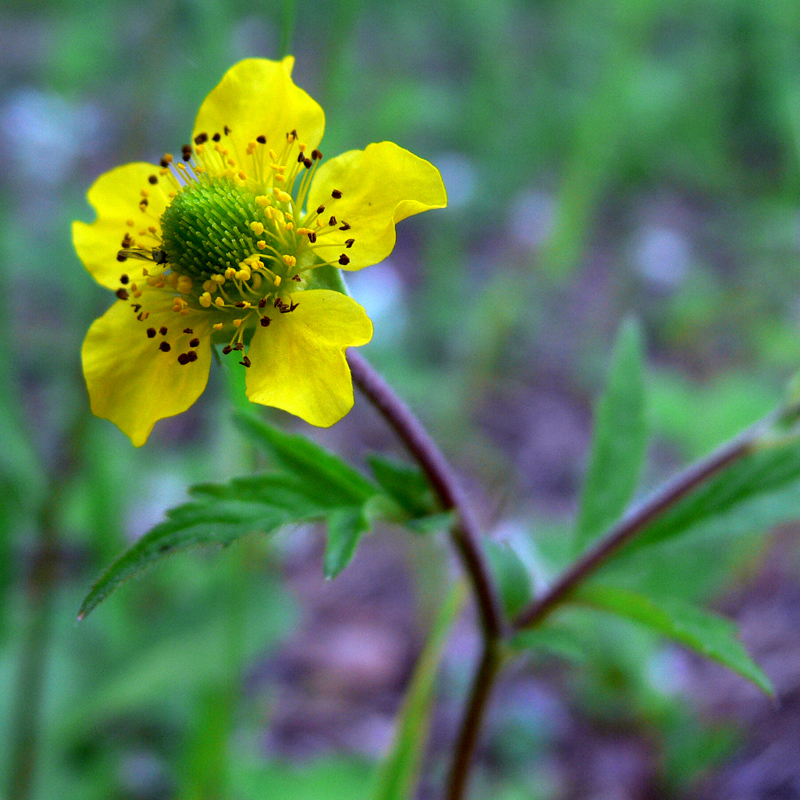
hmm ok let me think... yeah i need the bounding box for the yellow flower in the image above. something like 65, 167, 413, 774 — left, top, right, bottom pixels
74, 57, 447, 446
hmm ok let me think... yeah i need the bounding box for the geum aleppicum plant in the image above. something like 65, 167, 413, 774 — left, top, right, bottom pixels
74, 56, 446, 445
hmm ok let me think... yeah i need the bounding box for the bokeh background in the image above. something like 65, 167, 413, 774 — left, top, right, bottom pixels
3, 0, 800, 798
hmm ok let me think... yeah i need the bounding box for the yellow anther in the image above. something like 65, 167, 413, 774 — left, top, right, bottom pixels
215, 297, 226, 308
176, 275, 193, 293
255, 195, 271, 207
140, 189, 149, 197
275, 174, 285, 183
142, 267, 149, 276
227, 158, 236, 167
271, 163, 286, 173
283, 255, 297, 267
250, 221, 264, 235
236, 269, 251, 281
163, 153, 174, 163
195, 166, 205, 174
233, 318, 243, 328
274, 275, 282, 287
202, 279, 217, 293
269, 149, 277, 160
148, 225, 157, 234
298, 142, 307, 152
239, 301, 252, 309
212, 274, 226, 284
238, 170, 247, 180
225, 267, 237, 279
213, 322, 224, 331
127, 219, 135, 227
200, 292, 212, 307
146, 276, 159, 287
285, 222, 293, 231
196, 144, 205, 154
273, 188, 292, 203
296, 227, 314, 236
167, 272, 179, 288
257, 240, 267, 249
251, 273, 262, 290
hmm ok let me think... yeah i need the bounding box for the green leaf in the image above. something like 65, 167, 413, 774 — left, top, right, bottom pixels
626, 438, 800, 556
371, 583, 466, 800
235, 413, 378, 505
572, 585, 773, 695
484, 541, 533, 618
574, 318, 647, 554
79, 423, 383, 618
324, 507, 370, 579
367, 455, 438, 519
508, 627, 587, 663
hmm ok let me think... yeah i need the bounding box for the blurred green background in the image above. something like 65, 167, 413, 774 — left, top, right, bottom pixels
3, 0, 800, 798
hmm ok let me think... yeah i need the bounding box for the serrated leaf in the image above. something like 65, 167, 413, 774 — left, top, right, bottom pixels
235, 413, 378, 505
572, 585, 773, 695
574, 318, 647, 554
371, 583, 466, 800
80, 463, 379, 619
324, 507, 370, 579
485, 540, 533, 618
623, 438, 800, 557
367, 455, 438, 519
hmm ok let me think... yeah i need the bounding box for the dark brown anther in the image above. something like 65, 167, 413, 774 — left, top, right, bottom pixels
187, 351, 198, 362
338, 254, 350, 266
153, 249, 168, 264
194, 132, 208, 145
288, 128, 298, 140
136, 311, 146, 320
159, 326, 168, 336
316, 205, 325, 214
339, 222, 351, 231
257, 135, 267, 144
117, 252, 128, 262
235, 301, 246, 308
222, 345, 233, 355
234, 342, 244, 351
148, 174, 158, 184
331, 189, 342, 199
159, 341, 171, 352
160, 157, 169, 168
297, 152, 306, 163
308, 232, 317, 243
311, 149, 322, 160
181, 144, 192, 161
224, 125, 232, 135
328, 216, 337, 226
292, 274, 301, 281
146, 327, 157, 338
132, 304, 142, 313
178, 353, 190, 365
122, 233, 133, 248
189, 338, 200, 348
116, 288, 129, 300
212, 132, 221, 142
303, 158, 312, 169
183, 328, 193, 334
239, 356, 251, 368
139, 199, 148, 210
120, 273, 130, 284
274, 298, 282, 308
260, 316, 271, 326
258, 298, 268, 308
345, 238, 355, 248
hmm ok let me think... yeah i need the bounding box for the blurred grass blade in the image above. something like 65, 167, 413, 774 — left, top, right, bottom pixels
574, 318, 647, 554
573, 585, 773, 695
371, 582, 466, 800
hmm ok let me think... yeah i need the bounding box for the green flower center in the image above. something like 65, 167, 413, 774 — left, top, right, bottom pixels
160, 180, 264, 279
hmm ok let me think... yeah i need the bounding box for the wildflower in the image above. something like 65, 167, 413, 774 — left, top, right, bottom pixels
74, 58, 446, 445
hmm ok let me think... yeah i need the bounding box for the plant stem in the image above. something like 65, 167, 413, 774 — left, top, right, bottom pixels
347, 350, 503, 641
347, 350, 504, 800
513, 412, 780, 631
444, 640, 503, 800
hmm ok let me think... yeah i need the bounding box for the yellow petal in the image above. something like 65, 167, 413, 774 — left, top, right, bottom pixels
82, 293, 211, 446
306, 142, 447, 270
193, 58, 324, 155
73, 162, 168, 290
245, 290, 372, 426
